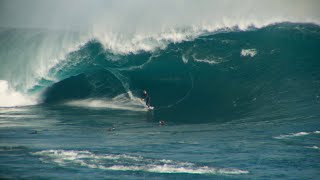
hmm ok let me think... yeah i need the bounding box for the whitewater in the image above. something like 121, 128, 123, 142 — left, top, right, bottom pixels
1, 0, 320, 179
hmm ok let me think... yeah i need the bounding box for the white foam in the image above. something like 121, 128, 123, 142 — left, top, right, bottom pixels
32, 150, 249, 175
0, 80, 36, 107
241, 49, 257, 57
274, 130, 319, 139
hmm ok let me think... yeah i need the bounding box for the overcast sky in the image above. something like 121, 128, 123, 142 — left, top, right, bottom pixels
1, 0, 319, 32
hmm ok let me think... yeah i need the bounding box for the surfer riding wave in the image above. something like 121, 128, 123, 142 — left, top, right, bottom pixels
142, 90, 152, 109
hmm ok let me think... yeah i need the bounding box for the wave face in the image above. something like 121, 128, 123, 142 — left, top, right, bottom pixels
1, 23, 320, 122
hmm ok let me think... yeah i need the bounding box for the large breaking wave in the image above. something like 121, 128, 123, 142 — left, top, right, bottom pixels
1, 22, 320, 122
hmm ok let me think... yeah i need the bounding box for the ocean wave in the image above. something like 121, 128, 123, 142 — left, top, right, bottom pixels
32, 150, 249, 175
1, 23, 319, 112
1, 1, 320, 101
0, 26, 241, 92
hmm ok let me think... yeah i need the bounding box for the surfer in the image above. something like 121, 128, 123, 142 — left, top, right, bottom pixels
142, 90, 151, 108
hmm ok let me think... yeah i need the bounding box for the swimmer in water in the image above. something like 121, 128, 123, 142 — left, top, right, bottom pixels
159, 120, 166, 126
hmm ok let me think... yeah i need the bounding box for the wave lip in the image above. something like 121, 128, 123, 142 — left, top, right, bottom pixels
32, 150, 249, 175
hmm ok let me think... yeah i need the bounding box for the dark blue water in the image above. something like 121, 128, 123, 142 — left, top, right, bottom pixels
1, 105, 319, 179
1, 23, 320, 179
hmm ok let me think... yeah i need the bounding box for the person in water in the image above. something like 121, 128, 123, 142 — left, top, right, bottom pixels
142, 90, 151, 107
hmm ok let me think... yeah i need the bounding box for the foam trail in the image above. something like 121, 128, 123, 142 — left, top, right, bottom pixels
65, 96, 147, 112
32, 150, 249, 175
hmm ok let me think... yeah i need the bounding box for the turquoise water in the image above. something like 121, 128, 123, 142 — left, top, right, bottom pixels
1, 23, 320, 179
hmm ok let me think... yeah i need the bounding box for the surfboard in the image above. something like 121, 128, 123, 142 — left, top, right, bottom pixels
147, 106, 154, 110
